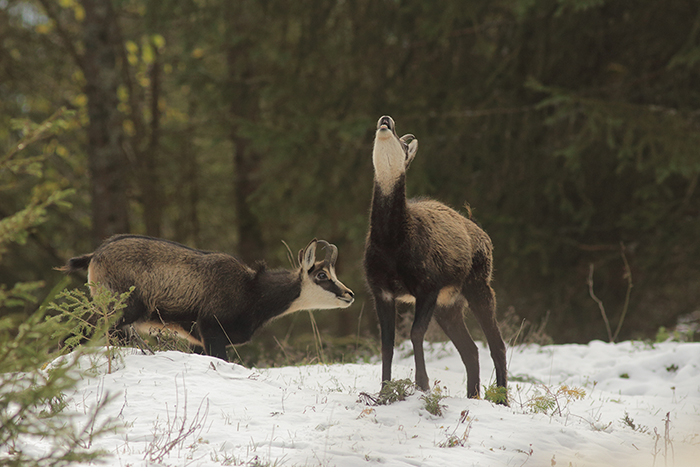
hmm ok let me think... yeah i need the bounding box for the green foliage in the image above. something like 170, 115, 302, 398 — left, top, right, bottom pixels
0, 306, 111, 466
484, 383, 510, 406
555, 0, 607, 14
655, 326, 672, 342
47, 284, 131, 350
0, 189, 72, 255
509, 374, 543, 384
421, 382, 448, 417
0, 108, 77, 314
0, 281, 46, 309
527, 391, 558, 415
348, 376, 421, 408
523, 385, 586, 416
47, 284, 132, 374
655, 325, 696, 343
359, 378, 417, 407
377, 379, 415, 405
0, 108, 117, 464
3, 0, 700, 346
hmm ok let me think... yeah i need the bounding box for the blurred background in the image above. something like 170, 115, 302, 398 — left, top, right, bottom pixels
2, 0, 699, 358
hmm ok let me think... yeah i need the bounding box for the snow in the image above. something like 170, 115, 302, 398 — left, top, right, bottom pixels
24, 340, 700, 466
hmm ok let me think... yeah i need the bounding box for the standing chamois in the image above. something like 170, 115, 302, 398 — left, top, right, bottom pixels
59, 235, 354, 360
364, 116, 507, 402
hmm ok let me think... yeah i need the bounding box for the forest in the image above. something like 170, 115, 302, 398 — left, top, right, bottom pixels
2, 0, 699, 351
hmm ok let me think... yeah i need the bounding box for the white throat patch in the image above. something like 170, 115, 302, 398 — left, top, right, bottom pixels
373, 129, 406, 194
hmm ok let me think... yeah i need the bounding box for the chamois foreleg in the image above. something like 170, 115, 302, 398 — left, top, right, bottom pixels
433, 301, 481, 398
464, 279, 508, 392
197, 318, 230, 361
411, 292, 439, 392
373, 294, 397, 385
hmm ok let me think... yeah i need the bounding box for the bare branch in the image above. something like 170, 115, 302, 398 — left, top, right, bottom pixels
588, 263, 613, 343
612, 242, 634, 342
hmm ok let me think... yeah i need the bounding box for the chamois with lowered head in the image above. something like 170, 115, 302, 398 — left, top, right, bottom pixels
364, 116, 507, 402
60, 235, 354, 360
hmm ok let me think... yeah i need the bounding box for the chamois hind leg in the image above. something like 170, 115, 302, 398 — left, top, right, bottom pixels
463, 278, 508, 397
112, 295, 149, 345
373, 293, 397, 386
411, 292, 439, 392
62, 291, 146, 350
433, 300, 481, 399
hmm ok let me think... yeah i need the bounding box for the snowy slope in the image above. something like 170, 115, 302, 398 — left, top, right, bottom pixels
30, 341, 700, 466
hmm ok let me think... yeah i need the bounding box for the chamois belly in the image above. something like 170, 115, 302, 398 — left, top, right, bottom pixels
132, 320, 204, 347
381, 285, 462, 308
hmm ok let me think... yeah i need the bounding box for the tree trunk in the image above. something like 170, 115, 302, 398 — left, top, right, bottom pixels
225, 3, 265, 263
173, 100, 199, 247
142, 43, 162, 237
82, 0, 129, 247
231, 124, 264, 263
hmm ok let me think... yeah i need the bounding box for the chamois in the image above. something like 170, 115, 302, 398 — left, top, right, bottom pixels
59, 235, 354, 360
363, 116, 507, 401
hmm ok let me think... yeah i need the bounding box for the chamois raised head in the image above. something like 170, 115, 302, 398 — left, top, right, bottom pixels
60, 235, 354, 360
372, 115, 418, 194
364, 115, 508, 403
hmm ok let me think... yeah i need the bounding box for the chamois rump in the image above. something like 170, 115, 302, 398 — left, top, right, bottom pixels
60, 235, 355, 360
363, 115, 508, 402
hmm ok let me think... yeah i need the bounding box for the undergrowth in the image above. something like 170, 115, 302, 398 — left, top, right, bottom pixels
358, 378, 414, 406
421, 382, 448, 416
379, 379, 415, 405
48, 283, 133, 374
512, 384, 587, 416
358, 379, 450, 418
484, 383, 510, 405
228, 331, 380, 368
0, 111, 118, 466
438, 410, 472, 448
0, 286, 122, 466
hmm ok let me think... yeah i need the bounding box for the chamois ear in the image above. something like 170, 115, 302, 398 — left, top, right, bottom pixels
400, 134, 418, 169
300, 239, 318, 271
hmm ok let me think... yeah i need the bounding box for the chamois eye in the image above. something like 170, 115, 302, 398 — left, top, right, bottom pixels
316, 271, 328, 281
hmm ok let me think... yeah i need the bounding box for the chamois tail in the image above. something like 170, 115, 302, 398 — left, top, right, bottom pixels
55, 254, 93, 274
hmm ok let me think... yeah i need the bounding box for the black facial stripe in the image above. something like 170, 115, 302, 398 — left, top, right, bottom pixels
311, 266, 344, 296
317, 278, 344, 296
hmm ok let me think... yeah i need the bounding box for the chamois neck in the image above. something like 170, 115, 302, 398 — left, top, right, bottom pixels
252, 268, 302, 325
369, 175, 409, 246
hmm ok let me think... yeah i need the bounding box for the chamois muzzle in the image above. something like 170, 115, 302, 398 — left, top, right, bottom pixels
338, 291, 354, 304
377, 115, 395, 132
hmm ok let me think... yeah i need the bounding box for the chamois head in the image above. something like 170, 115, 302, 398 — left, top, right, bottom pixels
294, 239, 354, 311
372, 115, 418, 193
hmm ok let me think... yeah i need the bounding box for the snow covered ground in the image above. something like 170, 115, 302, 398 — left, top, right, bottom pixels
34, 340, 700, 466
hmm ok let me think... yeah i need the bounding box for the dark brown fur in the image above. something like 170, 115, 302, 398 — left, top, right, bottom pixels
60, 235, 354, 360
364, 116, 508, 402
